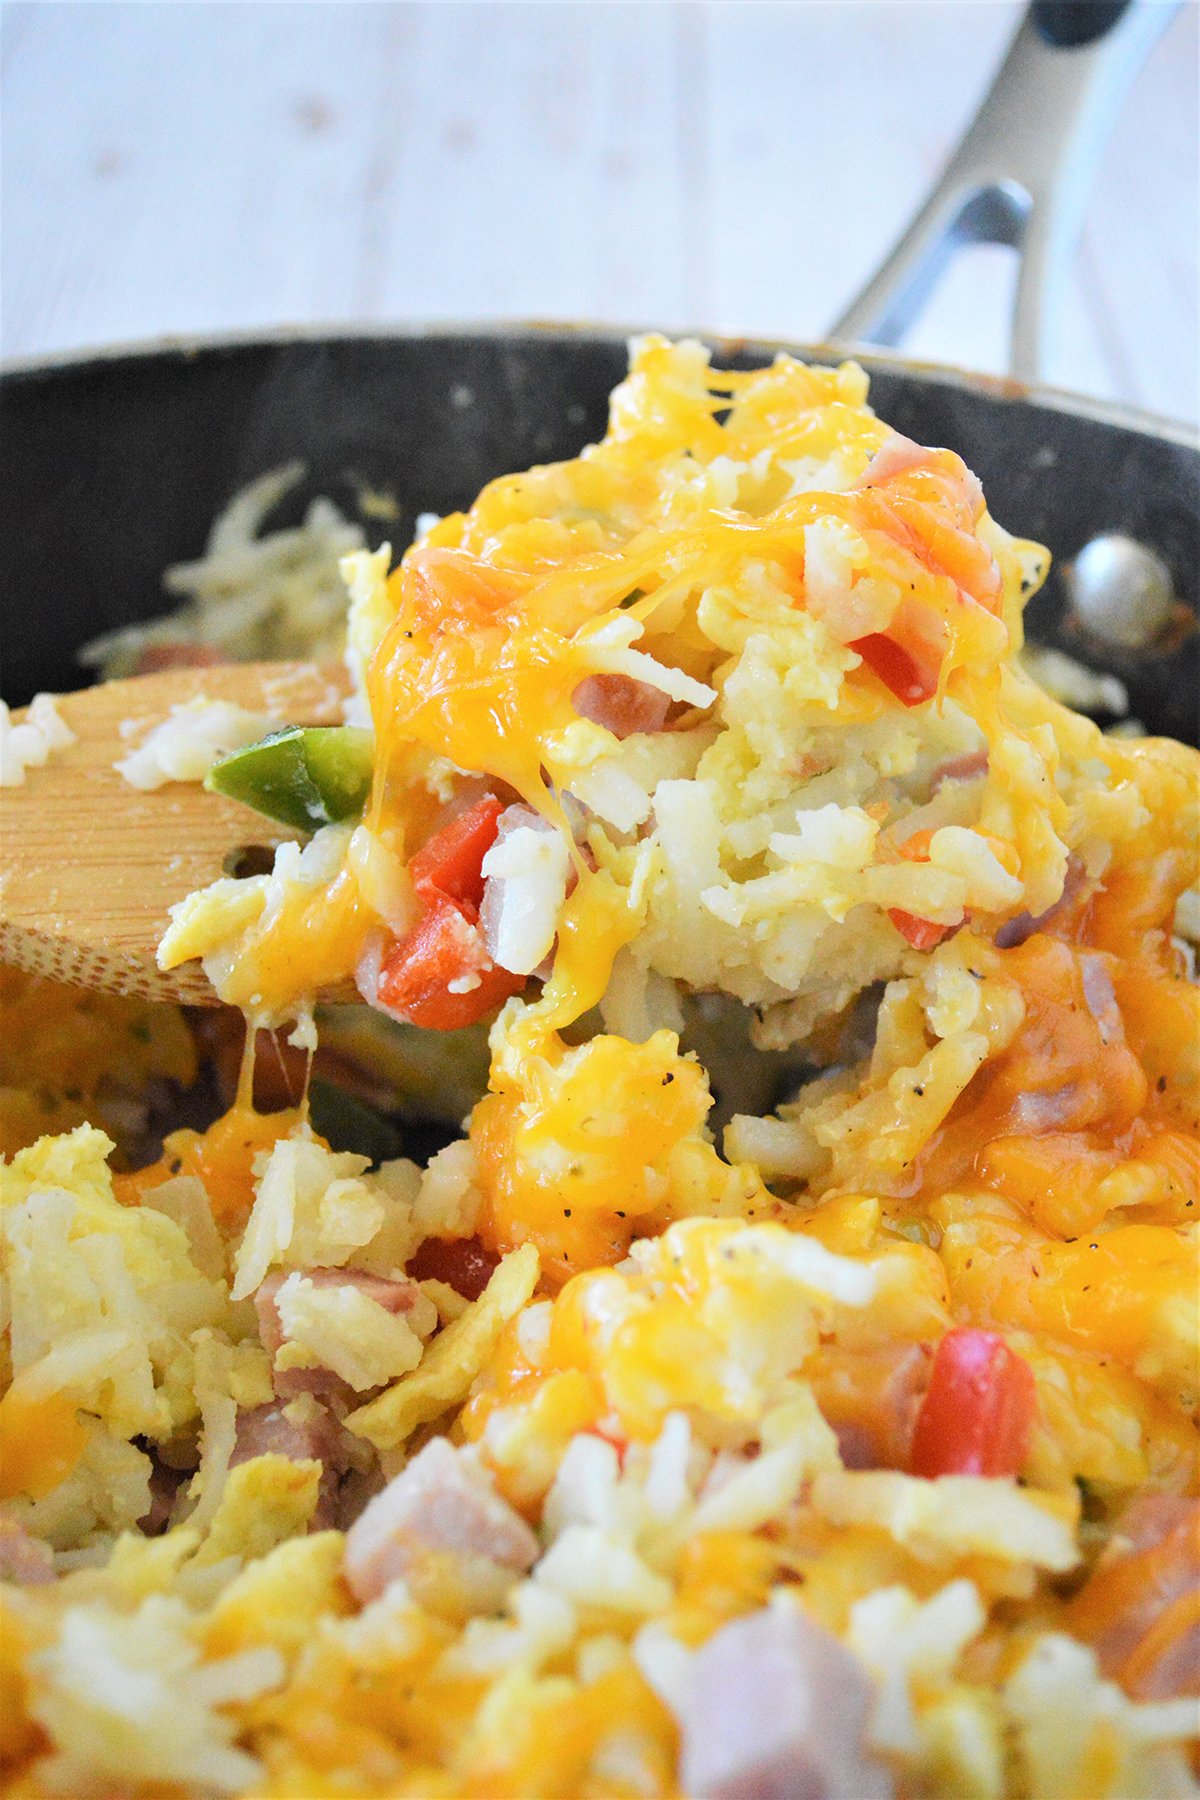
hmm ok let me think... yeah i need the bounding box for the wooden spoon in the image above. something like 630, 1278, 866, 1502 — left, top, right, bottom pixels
1, 660, 354, 1004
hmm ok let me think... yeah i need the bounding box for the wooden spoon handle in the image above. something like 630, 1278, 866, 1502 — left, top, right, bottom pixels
2, 660, 354, 1005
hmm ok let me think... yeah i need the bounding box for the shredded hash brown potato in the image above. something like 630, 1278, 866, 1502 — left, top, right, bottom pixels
2, 339, 1198, 1800
79, 462, 367, 679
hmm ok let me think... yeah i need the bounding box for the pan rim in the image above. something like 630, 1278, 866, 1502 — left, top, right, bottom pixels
3, 317, 1197, 453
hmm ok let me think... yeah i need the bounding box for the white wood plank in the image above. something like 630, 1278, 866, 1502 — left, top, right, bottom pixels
700, 1, 1019, 342
1, 0, 1194, 423
2, 4, 400, 349
1069, 3, 1199, 421
361, 3, 690, 324
699, 0, 1194, 416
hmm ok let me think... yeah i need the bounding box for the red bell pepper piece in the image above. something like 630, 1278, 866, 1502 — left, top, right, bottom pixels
409, 795, 505, 910
888, 908, 955, 951
910, 1327, 1037, 1478
887, 830, 960, 950
849, 630, 942, 707
407, 1234, 500, 1301
376, 895, 524, 1031
896, 828, 937, 862
590, 1421, 630, 1469
374, 796, 526, 1030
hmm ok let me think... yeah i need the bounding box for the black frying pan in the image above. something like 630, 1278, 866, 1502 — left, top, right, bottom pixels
1, 324, 1196, 741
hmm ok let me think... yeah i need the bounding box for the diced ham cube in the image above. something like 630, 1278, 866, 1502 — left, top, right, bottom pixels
573, 673, 672, 739
254, 1267, 421, 1360
931, 750, 988, 788
230, 1401, 353, 1529
816, 1344, 933, 1472
343, 1437, 539, 1608
131, 641, 226, 674
993, 911, 1044, 950
678, 1604, 893, 1800
0, 1512, 55, 1585
230, 1400, 351, 1471
254, 1266, 422, 1404
994, 853, 1088, 949
858, 433, 930, 489
1080, 954, 1122, 1047
138, 1460, 188, 1537
1008, 1085, 1085, 1133
1067, 1494, 1200, 1700
1116, 1493, 1197, 1558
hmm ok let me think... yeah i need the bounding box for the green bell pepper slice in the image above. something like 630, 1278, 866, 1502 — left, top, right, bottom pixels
205, 725, 374, 832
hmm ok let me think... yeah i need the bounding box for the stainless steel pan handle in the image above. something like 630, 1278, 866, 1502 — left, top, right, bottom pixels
830, 0, 1181, 382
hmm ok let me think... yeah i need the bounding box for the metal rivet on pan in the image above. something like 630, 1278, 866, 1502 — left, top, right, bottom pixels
1066, 533, 1177, 650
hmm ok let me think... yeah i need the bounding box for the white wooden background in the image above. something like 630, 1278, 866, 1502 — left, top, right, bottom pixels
3, 1, 1197, 422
